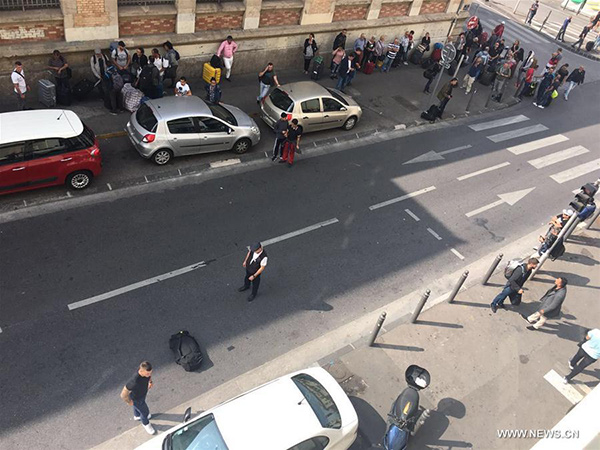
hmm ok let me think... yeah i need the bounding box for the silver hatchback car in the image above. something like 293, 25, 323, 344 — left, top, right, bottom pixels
260, 81, 362, 133
127, 96, 260, 165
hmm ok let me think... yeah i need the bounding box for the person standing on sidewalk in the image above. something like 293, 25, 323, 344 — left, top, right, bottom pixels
303, 33, 318, 74
462, 57, 483, 94
381, 38, 400, 73
162, 41, 179, 89
492, 61, 511, 101
217, 35, 238, 82
120, 361, 155, 435
11, 61, 28, 111
238, 242, 268, 302
336, 52, 356, 91
534, 67, 554, 107
564, 66, 585, 100
257, 63, 280, 104
563, 329, 600, 384
204, 77, 221, 104
517, 63, 538, 100
423, 61, 441, 93
526, 1, 539, 25
272, 112, 289, 161
572, 23, 592, 50
363, 36, 376, 66
556, 17, 572, 42
491, 258, 539, 313
280, 119, 303, 167
333, 29, 347, 51
353, 33, 367, 66
374, 35, 387, 62
436, 78, 458, 117
330, 46, 345, 79
112, 41, 131, 74
399, 32, 410, 65
523, 277, 567, 330
48, 50, 70, 94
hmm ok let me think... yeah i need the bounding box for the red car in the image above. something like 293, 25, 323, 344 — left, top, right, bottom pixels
0, 110, 102, 195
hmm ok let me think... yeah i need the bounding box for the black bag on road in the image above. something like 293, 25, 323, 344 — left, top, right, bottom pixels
72, 78, 95, 100
421, 104, 441, 122
479, 70, 494, 86
169, 330, 203, 372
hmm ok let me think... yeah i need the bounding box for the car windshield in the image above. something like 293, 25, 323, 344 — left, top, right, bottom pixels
325, 88, 349, 106
292, 374, 342, 429
170, 414, 229, 450
208, 104, 238, 126
269, 88, 294, 112
136, 104, 158, 132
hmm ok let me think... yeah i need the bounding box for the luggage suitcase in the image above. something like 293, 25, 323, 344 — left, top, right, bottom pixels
56, 85, 72, 106
376, 59, 384, 68
585, 41, 594, 52
421, 104, 441, 122
421, 58, 434, 70
120, 83, 144, 112
169, 330, 203, 372
38, 79, 56, 107
311, 56, 324, 80
72, 78, 95, 100
479, 70, 494, 86
363, 60, 375, 74
203, 62, 221, 84
410, 49, 424, 65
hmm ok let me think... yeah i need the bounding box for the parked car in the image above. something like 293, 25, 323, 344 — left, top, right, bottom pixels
260, 81, 362, 133
136, 367, 359, 450
126, 96, 261, 165
0, 110, 101, 195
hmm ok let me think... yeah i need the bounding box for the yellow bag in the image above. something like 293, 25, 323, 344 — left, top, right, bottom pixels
203, 63, 221, 84
551, 89, 558, 99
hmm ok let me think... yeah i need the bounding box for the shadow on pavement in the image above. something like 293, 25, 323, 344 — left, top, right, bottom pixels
414, 320, 464, 329
410, 398, 473, 449
373, 343, 425, 352
349, 396, 386, 450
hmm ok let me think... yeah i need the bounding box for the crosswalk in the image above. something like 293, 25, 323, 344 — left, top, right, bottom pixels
467, 115, 599, 185
478, 19, 549, 46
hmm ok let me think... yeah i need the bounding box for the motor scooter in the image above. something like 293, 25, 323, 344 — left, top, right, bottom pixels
383, 365, 431, 450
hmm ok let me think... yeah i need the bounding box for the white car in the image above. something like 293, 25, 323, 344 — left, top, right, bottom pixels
137, 367, 358, 450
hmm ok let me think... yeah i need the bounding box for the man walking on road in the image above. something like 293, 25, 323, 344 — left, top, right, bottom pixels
526, 1, 539, 25
556, 17, 571, 42
572, 23, 592, 50
239, 242, 268, 302
563, 329, 600, 384
336, 52, 356, 91
272, 112, 289, 161
491, 258, 538, 313
257, 63, 280, 104
564, 66, 585, 100
522, 277, 567, 330
280, 118, 303, 167
120, 361, 155, 435
217, 35, 238, 82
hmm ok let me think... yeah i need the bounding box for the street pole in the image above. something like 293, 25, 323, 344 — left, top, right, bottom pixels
465, 87, 477, 112
369, 312, 387, 347
453, 54, 465, 78
410, 290, 431, 323
485, 83, 494, 108
482, 254, 503, 285
577, 0, 587, 15
428, 69, 445, 108
513, 0, 522, 14
563, 216, 582, 241
447, 271, 469, 303
585, 207, 600, 229
530, 213, 578, 280
540, 11, 552, 32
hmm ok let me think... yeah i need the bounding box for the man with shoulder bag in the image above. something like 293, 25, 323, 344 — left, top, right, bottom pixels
491, 257, 539, 313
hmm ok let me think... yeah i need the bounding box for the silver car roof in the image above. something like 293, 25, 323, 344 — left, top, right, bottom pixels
277, 81, 334, 102
147, 96, 212, 120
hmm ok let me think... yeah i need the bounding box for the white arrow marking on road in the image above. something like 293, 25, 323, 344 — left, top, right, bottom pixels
369, 186, 436, 211
465, 188, 536, 218
403, 145, 472, 165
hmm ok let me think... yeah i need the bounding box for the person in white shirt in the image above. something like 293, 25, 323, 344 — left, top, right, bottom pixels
11, 61, 28, 110
151, 48, 169, 97
112, 41, 131, 73
174, 77, 192, 96
238, 242, 268, 302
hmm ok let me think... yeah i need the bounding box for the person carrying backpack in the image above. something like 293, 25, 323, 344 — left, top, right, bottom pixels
491, 258, 539, 313
106, 66, 124, 115
138, 57, 160, 99
162, 41, 179, 88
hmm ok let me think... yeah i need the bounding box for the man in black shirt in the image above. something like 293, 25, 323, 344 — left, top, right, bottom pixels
272, 112, 289, 161
120, 361, 155, 434
238, 242, 268, 302
280, 119, 303, 167
491, 258, 539, 313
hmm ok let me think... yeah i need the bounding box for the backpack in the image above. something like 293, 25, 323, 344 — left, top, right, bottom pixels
110, 72, 124, 91
504, 260, 524, 279
169, 330, 203, 372
139, 65, 157, 89
174, 49, 180, 61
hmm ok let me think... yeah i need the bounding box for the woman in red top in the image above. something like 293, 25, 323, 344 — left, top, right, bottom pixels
517, 64, 538, 100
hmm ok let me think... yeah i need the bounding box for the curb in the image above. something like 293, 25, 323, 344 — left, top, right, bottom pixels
97, 130, 128, 140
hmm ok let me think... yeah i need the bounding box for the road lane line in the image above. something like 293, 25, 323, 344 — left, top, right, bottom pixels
106, 183, 112, 191
487, 124, 548, 143
261, 218, 339, 246
506, 134, 569, 155
439, 144, 472, 155
369, 186, 437, 211
210, 159, 241, 169
457, 162, 511, 181
528, 146, 589, 169
544, 370, 584, 404
465, 199, 505, 218
550, 158, 600, 184
427, 228, 442, 240
469, 115, 530, 131
68, 262, 208, 310
450, 248, 465, 260
405, 209, 420, 221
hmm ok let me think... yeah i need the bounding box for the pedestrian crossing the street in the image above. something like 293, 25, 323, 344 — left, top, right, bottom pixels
479, 19, 548, 46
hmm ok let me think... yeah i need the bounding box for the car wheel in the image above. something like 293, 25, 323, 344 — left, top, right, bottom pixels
232, 138, 251, 154
66, 170, 92, 190
153, 149, 172, 165
342, 116, 358, 131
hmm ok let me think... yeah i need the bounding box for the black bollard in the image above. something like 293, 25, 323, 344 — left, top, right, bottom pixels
411, 290, 431, 323
369, 312, 387, 347
482, 253, 503, 285
447, 270, 469, 303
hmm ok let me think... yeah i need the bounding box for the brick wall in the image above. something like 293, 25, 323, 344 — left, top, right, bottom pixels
259, 9, 301, 27
420, 0, 449, 14
119, 16, 176, 36
379, 2, 410, 17
332, 5, 368, 22
306, 0, 334, 14
195, 12, 243, 31
0, 21, 64, 42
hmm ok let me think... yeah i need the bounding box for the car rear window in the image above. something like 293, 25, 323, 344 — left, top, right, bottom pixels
64, 125, 96, 152
208, 104, 238, 126
136, 104, 158, 132
325, 88, 349, 106
292, 374, 342, 429
269, 88, 294, 112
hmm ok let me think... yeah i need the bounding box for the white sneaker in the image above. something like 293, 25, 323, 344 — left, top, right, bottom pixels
562, 377, 569, 384
143, 423, 156, 435
134, 414, 151, 421
568, 360, 574, 370
533, 102, 538, 106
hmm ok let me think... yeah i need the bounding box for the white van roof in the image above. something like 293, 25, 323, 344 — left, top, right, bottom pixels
0, 110, 84, 145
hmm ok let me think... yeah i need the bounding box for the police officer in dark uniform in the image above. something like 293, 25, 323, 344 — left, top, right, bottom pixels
238, 242, 268, 302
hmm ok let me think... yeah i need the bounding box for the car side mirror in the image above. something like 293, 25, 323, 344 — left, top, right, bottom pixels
183, 407, 192, 423
226, 128, 232, 134
340, 107, 347, 111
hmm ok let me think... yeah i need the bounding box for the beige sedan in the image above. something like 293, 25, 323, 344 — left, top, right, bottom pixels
260, 81, 362, 133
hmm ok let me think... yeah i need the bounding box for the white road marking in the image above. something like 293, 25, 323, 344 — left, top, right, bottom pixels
572, 188, 581, 194
66, 192, 72, 197
506, 134, 569, 155
543, 370, 584, 404
439, 144, 473, 155
402, 145, 473, 165
427, 228, 442, 240
487, 124, 548, 143
450, 248, 465, 260
178, 169, 182, 176
405, 209, 420, 221
528, 146, 589, 169
466, 199, 505, 217
106, 183, 112, 191
210, 159, 241, 168
264, 151, 268, 158
144, 175, 149, 183
0, 326, 2, 333
466, 188, 536, 218
469, 114, 529, 131
550, 158, 600, 184
457, 162, 510, 181
23, 200, 27, 207
68, 262, 208, 310
262, 218, 339, 246
369, 186, 437, 211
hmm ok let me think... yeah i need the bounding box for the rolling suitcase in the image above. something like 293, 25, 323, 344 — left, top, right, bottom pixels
56, 84, 72, 106
363, 60, 375, 74
203, 62, 221, 84
72, 78, 95, 100
421, 104, 440, 122
38, 79, 56, 107
410, 49, 424, 65
478, 70, 494, 86
311, 56, 324, 80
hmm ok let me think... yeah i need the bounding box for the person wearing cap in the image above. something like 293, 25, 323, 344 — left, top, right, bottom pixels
549, 209, 574, 231
217, 35, 238, 82
238, 242, 268, 302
